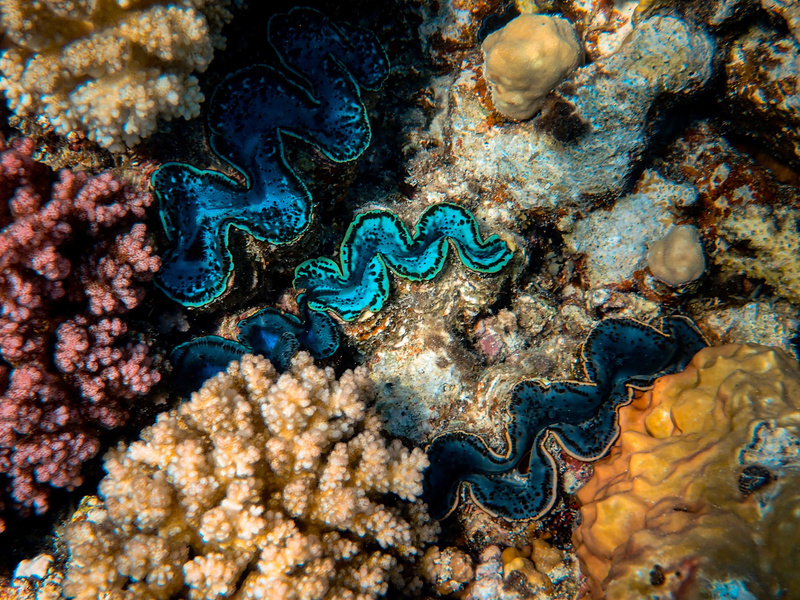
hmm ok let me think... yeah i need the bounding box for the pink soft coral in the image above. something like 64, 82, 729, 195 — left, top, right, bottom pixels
0, 138, 162, 530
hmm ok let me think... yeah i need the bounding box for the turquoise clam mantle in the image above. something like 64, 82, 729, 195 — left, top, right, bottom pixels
293, 203, 514, 321
423, 316, 707, 521
170, 294, 339, 393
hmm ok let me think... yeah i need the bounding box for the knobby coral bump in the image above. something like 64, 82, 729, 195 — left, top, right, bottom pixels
422, 316, 707, 521
152, 6, 389, 307
293, 203, 514, 321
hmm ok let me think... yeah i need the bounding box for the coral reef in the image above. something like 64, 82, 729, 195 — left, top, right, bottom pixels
573, 343, 800, 599
58, 353, 438, 599
481, 14, 582, 120
423, 316, 706, 521
762, 0, 800, 42
153, 7, 389, 307
501, 539, 564, 595
419, 546, 475, 595
0, 0, 233, 151
294, 203, 514, 321
669, 123, 800, 304
413, 13, 714, 213
562, 169, 697, 288
716, 202, 800, 297
171, 293, 340, 390
646, 225, 705, 287
725, 25, 800, 167
0, 138, 161, 527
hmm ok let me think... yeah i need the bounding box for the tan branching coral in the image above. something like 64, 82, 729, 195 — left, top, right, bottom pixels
0, 0, 233, 151
573, 343, 800, 599
58, 353, 438, 599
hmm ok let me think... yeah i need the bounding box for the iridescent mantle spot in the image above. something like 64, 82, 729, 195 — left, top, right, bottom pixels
293, 203, 514, 321
170, 294, 339, 393
423, 316, 707, 521
153, 7, 389, 306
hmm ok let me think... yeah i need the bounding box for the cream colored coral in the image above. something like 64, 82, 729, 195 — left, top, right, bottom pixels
573, 344, 800, 599
647, 224, 705, 286
419, 546, 474, 595
58, 353, 438, 599
0, 0, 232, 151
481, 14, 582, 120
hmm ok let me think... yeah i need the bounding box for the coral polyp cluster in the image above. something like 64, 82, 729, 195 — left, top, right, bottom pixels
59, 353, 438, 599
0, 137, 161, 528
0, 0, 233, 151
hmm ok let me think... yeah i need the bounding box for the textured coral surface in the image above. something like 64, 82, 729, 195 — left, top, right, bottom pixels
0, 0, 232, 151
0, 138, 160, 528
60, 353, 437, 599
481, 14, 582, 120
574, 343, 800, 599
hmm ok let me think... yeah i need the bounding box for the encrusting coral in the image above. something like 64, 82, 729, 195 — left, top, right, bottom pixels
481, 14, 582, 120
646, 224, 705, 287
0, 0, 233, 151
59, 352, 439, 599
573, 343, 800, 599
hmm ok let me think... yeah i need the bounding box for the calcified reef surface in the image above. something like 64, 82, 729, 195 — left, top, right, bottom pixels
3, 0, 800, 599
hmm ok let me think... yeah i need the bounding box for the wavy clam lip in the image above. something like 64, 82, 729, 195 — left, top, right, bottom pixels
170, 294, 340, 393
423, 315, 707, 521
294, 203, 514, 322
153, 7, 389, 307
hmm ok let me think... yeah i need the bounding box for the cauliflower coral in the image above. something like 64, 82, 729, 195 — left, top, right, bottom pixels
59, 353, 438, 600
0, 0, 234, 151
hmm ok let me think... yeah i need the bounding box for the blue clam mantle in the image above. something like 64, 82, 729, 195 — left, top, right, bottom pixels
170, 294, 339, 392
153, 7, 389, 306
423, 316, 707, 521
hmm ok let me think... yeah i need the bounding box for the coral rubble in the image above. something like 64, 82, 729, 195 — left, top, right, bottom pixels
0, 138, 161, 528
58, 353, 438, 599
574, 343, 800, 599
153, 7, 389, 307
0, 0, 233, 151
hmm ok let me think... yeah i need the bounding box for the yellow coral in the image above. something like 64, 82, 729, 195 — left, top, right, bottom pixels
57, 353, 438, 600
481, 14, 582, 120
0, 0, 232, 151
573, 343, 800, 599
